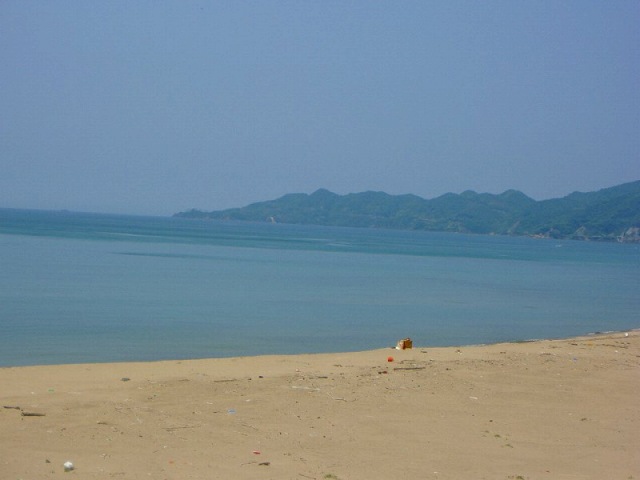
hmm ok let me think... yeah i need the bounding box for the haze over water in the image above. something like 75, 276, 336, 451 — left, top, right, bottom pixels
1, 209, 638, 366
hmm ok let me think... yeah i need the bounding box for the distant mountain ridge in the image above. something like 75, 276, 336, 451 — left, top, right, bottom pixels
175, 181, 640, 242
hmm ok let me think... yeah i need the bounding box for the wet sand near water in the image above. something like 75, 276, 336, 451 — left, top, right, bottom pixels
1, 331, 639, 479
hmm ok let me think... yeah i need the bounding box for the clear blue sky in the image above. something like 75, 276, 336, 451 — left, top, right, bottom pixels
2, 1, 639, 215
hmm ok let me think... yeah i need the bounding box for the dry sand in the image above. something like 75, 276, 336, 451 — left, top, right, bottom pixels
1, 331, 638, 479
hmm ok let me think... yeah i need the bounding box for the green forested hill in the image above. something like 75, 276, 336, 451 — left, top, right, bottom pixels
175, 181, 640, 242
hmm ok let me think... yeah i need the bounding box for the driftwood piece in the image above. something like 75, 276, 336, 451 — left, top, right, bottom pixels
21, 411, 46, 417
163, 424, 201, 431
393, 366, 426, 371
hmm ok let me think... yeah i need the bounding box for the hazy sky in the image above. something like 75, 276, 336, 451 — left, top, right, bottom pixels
2, 1, 639, 215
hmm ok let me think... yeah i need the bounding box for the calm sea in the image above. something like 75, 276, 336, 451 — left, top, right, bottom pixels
1, 208, 638, 366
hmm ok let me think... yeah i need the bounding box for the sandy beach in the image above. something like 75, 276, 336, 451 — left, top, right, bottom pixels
1, 331, 638, 479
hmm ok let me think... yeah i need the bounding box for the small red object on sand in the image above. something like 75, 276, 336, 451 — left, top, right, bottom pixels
387, 356, 394, 362
252, 450, 261, 455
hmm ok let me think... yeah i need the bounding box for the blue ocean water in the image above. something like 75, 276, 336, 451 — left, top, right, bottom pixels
1, 208, 638, 366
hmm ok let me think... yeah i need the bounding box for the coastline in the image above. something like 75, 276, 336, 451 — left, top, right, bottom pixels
2, 331, 638, 479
